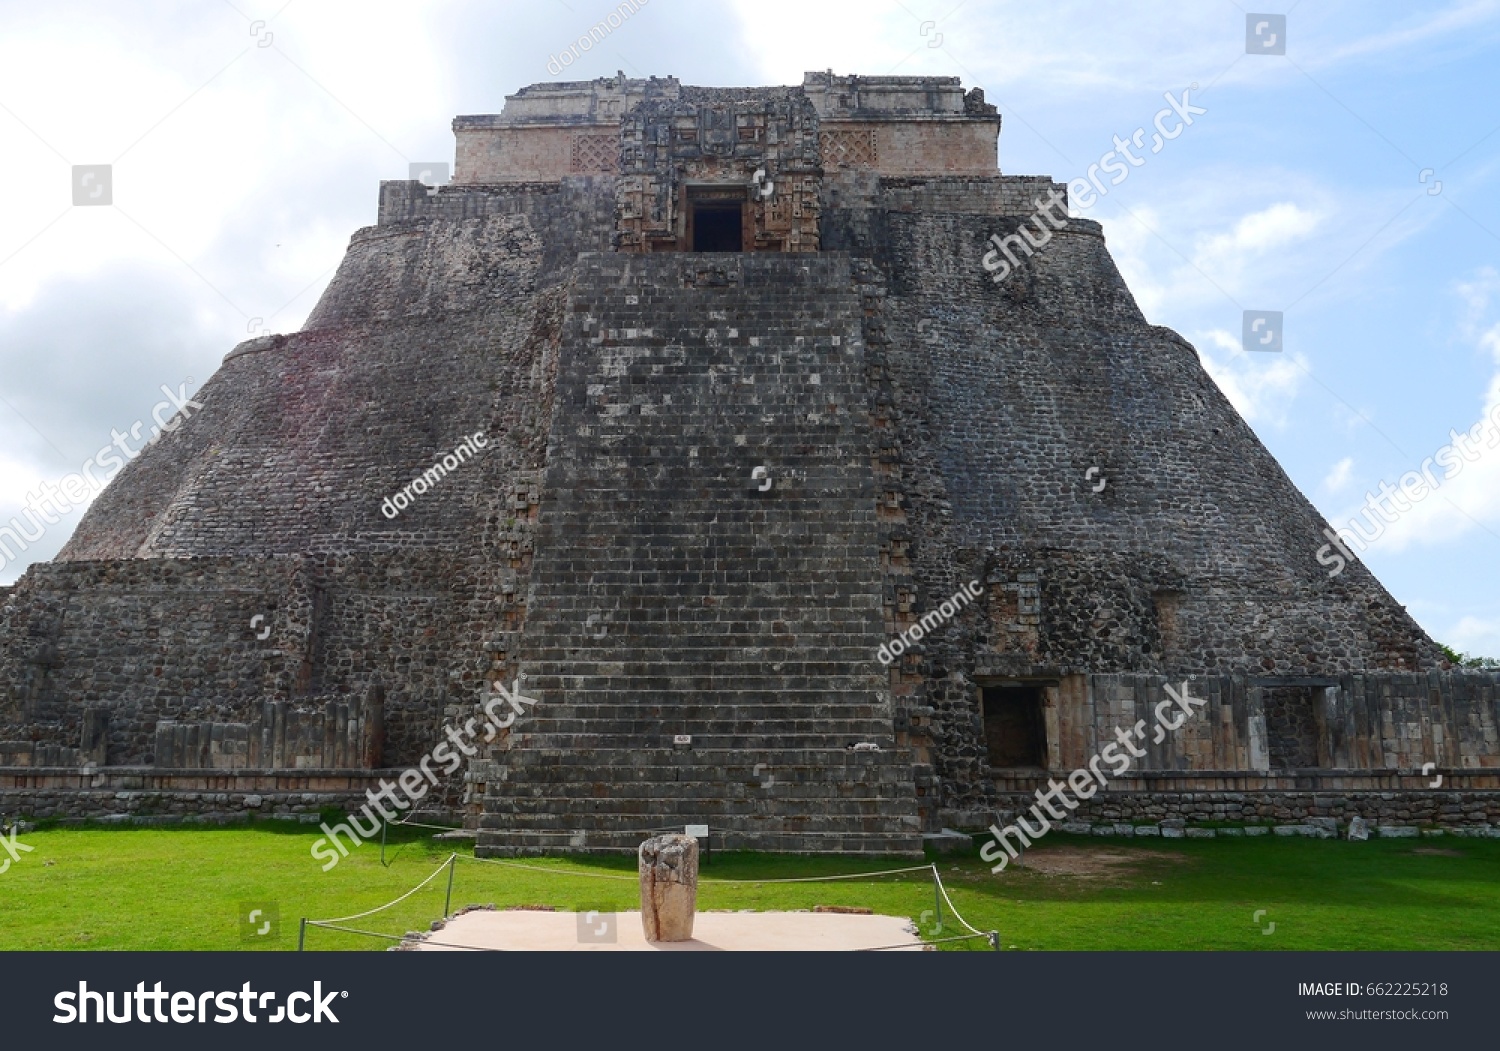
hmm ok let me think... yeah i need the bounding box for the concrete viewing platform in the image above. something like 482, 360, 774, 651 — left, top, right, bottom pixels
406, 909, 925, 952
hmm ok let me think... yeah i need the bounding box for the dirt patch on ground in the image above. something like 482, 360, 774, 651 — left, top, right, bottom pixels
1410, 847, 1464, 857
1008, 845, 1192, 880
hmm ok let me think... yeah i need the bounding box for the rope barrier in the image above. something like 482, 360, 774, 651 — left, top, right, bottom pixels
391, 818, 467, 833
858, 931, 994, 952
699, 864, 933, 885
305, 854, 457, 925
457, 854, 640, 881
303, 922, 507, 951
458, 854, 935, 886
303, 835, 995, 952
931, 865, 986, 937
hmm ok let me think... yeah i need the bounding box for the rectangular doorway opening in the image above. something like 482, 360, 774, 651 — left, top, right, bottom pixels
688, 196, 744, 252
1264, 685, 1324, 769
982, 685, 1047, 769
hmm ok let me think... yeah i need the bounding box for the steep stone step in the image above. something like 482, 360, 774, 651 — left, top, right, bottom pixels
476, 829, 921, 856
481, 252, 919, 856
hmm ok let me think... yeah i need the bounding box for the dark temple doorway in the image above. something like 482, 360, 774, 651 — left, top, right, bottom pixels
982, 685, 1048, 769
690, 200, 743, 252
1264, 685, 1326, 769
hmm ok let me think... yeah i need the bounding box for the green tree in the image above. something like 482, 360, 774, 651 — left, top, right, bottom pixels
1441, 644, 1500, 669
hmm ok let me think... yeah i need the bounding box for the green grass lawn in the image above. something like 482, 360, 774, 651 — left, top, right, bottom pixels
2, 821, 1498, 951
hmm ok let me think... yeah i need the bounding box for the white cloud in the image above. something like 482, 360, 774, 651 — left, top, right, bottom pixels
1443, 615, 1500, 660
1195, 201, 1322, 273
1323, 269, 1500, 556
1366, 407, 1500, 554
1193, 327, 1310, 427
1322, 456, 1355, 493
1313, 0, 1500, 68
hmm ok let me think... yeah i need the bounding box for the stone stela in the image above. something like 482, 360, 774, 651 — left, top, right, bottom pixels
638, 834, 698, 942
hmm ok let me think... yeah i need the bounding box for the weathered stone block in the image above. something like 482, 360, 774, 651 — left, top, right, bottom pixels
639, 834, 698, 942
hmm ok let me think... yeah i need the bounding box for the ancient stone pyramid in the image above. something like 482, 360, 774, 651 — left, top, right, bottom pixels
2, 73, 1494, 852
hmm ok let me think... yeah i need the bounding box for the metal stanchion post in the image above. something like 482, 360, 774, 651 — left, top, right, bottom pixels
932, 868, 943, 932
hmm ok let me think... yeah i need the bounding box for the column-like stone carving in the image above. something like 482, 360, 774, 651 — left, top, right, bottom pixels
638, 834, 698, 941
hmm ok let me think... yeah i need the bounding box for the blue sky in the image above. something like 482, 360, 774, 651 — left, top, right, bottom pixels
0, 0, 1496, 656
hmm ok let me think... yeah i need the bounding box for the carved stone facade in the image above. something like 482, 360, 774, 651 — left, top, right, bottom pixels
615, 92, 822, 253
451, 72, 1002, 254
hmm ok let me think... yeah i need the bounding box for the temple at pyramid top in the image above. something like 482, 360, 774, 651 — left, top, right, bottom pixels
450, 73, 1002, 185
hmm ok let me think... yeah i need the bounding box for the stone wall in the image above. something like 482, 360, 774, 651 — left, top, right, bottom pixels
803, 72, 999, 176
0, 557, 311, 764
0, 768, 406, 823
1077, 672, 1499, 772
60, 214, 557, 562
819, 121, 998, 175
375, 179, 615, 277
0, 552, 515, 769
2, 208, 569, 790
823, 192, 1451, 813
453, 74, 681, 183
962, 789, 1500, 837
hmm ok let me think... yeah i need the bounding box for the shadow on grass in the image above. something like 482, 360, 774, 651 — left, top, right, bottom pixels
931, 831, 1500, 912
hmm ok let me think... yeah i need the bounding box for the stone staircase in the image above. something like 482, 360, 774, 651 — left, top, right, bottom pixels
476, 252, 922, 855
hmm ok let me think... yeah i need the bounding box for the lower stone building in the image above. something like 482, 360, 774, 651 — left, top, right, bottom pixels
1, 73, 1495, 851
